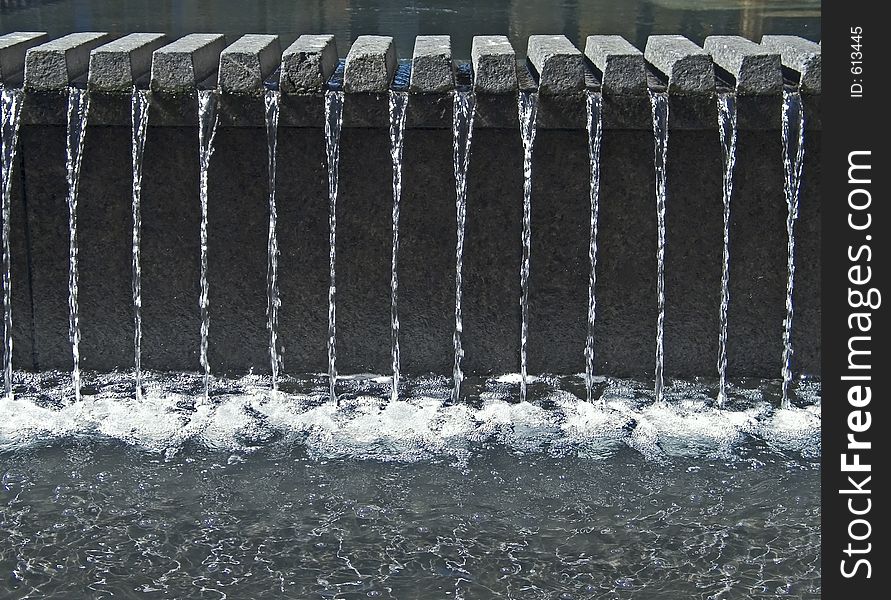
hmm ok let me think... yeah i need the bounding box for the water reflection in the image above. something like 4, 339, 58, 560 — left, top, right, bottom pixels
1, 0, 820, 57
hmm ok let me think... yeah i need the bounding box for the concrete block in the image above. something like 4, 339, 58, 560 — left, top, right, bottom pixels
704, 36, 782, 95
0, 32, 48, 85
219, 34, 281, 94
585, 35, 647, 95
24, 32, 111, 91
410, 35, 454, 93
88, 33, 167, 92
151, 34, 227, 92
471, 35, 517, 93
343, 36, 396, 93
280, 34, 338, 93
761, 35, 821, 93
644, 35, 714, 94
527, 35, 585, 94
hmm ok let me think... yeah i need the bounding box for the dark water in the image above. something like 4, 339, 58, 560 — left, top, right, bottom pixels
0, 373, 820, 597
1, 0, 821, 57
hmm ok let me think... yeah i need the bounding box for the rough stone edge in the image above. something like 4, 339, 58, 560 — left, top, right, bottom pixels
219, 34, 281, 94
703, 36, 782, 95
584, 35, 647, 96
88, 33, 167, 92
409, 35, 454, 93
151, 34, 227, 93
644, 35, 714, 94
280, 34, 338, 93
526, 35, 585, 95
343, 35, 396, 93
0, 32, 48, 86
760, 35, 821, 94
471, 35, 517, 94
24, 32, 112, 91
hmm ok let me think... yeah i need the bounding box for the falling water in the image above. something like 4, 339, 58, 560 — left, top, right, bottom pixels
130, 88, 150, 403
325, 91, 344, 404
584, 91, 603, 406
197, 90, 219, 401
451, 90, 475, 405
66, 88, 90, 403
264, 90, 282, 392
1, 88, 23, 401
517, 91, 538, 404
388, 91, 408, 403
650, 92, 669, 405
780, 91, 805, 409
715, 93, 737, 408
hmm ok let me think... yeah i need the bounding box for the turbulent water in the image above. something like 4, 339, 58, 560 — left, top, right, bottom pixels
65, 88, 90, 404
388, 91, 408, 404
324, 91, 344, 404
716, 93, 738, 408
780, 91, 805, 409
264, 90, 282, 391
584, 91, 603, 407
650, 92, 669, 405
0, 372, 820, 597
451, 91, 475, 405
1, 88, 23, 402
130, 88, 150, 403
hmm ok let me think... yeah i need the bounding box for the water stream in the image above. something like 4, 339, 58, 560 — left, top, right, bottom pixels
517, 91, 538, 404
451, 90, 475, 405
1, 88, 23, 401
388, 91, 408, 403
65, 88, 90, 403
130, 89, 150, 403
649, 92, 669, 405
264, 90, 282, 391
197, 90, 219, 402
584, 91, 603, 406
780, 91, 805, 409
716, 93, 737, 408
325, 91, 344, 404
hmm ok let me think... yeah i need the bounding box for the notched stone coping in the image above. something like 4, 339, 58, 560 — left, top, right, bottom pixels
343, 36, 396, 93
219, 34, 281, 94
704, 36, 781, 95
280, 35, 338, 93
25, 32, 111, 91
410, 35, 453, 93
760, 35, 821, 94
645, 35, 714, 94
88, 33, 167, 92
526, 35, 585, 95
151, 34, 227, 93
585, 35, 647, 96
472, 35, 517, 93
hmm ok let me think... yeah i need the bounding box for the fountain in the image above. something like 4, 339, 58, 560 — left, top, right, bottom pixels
1, 88, 22, 401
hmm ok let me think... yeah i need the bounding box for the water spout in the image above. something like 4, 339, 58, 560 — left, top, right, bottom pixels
517, 91, 538, 404
325, 90, 344, 404
197, 89, 219, 402
584, 91, 603, 406
451, 90, 475, 405
650, 91, 669, 405
66, 87, 90, 403
265, 89, 282, 392
716, 93, 737, 408
131, 88, 150, 402
780, 91, 805, 409
388, 91, 408, 403
1, 88, 23, 401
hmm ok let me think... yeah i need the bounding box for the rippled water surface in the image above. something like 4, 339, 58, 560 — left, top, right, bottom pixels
1, 373, 820, 598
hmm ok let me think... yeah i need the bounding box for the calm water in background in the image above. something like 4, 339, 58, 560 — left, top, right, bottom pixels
1, 0, 820, 57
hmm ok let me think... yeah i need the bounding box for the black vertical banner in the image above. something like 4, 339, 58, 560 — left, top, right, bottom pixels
822, 2, 887, 597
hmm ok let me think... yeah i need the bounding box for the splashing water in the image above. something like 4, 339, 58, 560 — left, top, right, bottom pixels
716, 93, 737, 408
780, 91, 805, 409
1, 88, 23, 401
325, 91, 344, 404
517, 91, 538, 404
264, 90, 282, 391
197, 90, 219, 402
584, 91, 603, 406
130, 88, 150, 403
388, 91, 408, 403
65, 88, 90, 403
451, 91, 475, 405
650, 92, 669, 405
